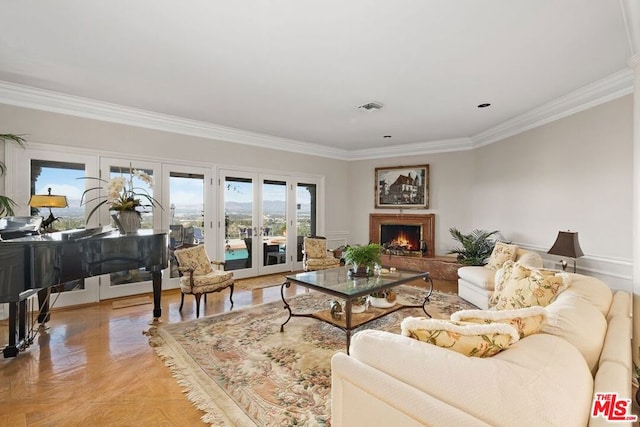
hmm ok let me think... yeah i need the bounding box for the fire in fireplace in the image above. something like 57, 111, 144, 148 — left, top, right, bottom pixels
370, 213, 435, 258
380, 224, 425, 256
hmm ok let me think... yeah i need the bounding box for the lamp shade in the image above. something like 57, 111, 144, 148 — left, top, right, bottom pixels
547, 231, 584, 258
29, 194, 68, 208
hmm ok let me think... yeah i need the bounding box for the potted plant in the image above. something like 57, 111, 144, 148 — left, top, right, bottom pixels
448, 227, 499, 266
80, 163, 162, 232
344, 243, 382, 277
0, 134, 26, 217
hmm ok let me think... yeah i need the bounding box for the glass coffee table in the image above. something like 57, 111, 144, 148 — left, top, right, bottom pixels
279, 266, 433, 353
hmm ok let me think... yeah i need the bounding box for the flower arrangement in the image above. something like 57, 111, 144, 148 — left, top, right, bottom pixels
80, 164, 162, 221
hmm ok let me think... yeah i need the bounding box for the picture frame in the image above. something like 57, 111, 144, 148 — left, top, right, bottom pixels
375, 164, 429, 209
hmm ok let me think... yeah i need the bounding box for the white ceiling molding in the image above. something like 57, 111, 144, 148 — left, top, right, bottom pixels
0, 81, 348, 160
0, 69, 634, 161
345, 138, 473, 161
471, 68, 634, 148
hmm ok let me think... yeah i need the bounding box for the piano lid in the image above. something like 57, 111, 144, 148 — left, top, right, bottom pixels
0, 216, 42, 240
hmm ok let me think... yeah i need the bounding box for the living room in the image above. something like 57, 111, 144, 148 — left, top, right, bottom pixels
1, 1, 639, 425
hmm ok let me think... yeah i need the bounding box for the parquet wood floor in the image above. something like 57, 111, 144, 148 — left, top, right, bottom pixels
0, 275, 456, 426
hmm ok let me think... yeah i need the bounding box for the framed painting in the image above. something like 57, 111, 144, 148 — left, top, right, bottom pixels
375, 164, 429, 209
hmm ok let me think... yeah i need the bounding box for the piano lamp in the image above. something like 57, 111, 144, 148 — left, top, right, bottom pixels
547, 230, 584, 273
29, 187, 68, 230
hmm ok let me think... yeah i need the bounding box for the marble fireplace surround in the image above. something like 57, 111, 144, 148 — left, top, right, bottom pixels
369, 213, 435, 258
369, 213, 460, 280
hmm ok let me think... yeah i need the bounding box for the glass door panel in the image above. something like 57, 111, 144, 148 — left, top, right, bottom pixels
99, 158, 161, 299
296, 182, 317, 263
30, 158, 100, 307
261, 179, 287, 271
223, 174, 256, 275
168, 171, 205, 281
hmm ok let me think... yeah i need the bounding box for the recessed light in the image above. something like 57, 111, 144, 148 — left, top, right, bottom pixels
383, 135, 392, 138
477, 103, 491, 108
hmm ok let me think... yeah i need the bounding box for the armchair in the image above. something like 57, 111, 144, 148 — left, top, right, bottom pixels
174, 244, 234, 318
302, 236, 340, 271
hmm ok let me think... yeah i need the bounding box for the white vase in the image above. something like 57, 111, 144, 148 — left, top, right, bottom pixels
117, 210, 141, 233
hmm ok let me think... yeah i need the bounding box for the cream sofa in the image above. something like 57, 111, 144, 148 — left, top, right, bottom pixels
331, 273, 633, 427
458, 248, 543, 309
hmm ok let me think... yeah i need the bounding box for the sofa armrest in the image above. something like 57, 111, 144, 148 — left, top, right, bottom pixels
331, 352, 490, 427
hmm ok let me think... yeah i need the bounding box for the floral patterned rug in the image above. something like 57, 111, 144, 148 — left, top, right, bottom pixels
148, 286, 475, 426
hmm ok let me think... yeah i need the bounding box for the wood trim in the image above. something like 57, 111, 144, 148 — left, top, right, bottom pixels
369, 213, 435, 258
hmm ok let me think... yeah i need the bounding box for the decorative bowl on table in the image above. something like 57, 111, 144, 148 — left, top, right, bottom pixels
368, 290, 397, 308
350, 296, 367, 313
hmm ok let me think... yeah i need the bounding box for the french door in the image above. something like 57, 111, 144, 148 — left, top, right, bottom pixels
161, 164, 212, 290
11, 146, 101, 308
219, 169, 320, 278
97, 157, 162, 299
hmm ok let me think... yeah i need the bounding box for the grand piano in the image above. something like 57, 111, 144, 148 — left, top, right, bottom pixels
0, 218, 168, 358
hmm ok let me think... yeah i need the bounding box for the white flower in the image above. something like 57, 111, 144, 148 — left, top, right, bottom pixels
105, 177, 126, 202
134, 169, 154, 187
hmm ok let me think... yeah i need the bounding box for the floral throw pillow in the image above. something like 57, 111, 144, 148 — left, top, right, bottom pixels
400, 317, 519, 358
451, 306, 547, 339
485, 241, 518, 270
490, 262, 566, 310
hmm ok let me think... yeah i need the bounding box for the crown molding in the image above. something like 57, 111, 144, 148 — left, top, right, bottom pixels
0, 81, 349, 160
0, 68, 634, 161
345, 137, 473, 161
471, 68, 634, 148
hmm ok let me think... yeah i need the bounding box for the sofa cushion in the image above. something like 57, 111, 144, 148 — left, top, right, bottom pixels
400, 317, 519, 357
514, 248, 544, 268
451, 306, 547, 339
491, 261, 567, 309
559, 273, 613, 317
485, 241, 518, 270
457, 266, 496, 290
541, 291, 607, 374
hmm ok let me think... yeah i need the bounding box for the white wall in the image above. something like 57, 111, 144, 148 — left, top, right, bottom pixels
348, 96, 633, 291
347, 150, 476, 255
473, 95, 633, 290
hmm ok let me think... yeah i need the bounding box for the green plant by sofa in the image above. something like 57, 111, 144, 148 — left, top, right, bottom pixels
448, 227, 499, 266
344, 243, 382, 276
0, 134, 26, 216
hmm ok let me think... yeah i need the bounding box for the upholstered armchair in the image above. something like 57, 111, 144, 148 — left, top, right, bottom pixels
302, 236, 340, 271
174, 244, 234, 318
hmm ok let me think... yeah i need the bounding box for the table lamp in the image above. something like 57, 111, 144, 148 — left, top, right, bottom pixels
547, 230, 584, 273
29, 187, 68, 231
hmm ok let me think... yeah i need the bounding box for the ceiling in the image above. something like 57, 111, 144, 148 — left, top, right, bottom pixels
0, 1, 637, 160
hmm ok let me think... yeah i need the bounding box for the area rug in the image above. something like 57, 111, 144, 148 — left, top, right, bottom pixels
235, 272, 303, 291
148, 286, 475, 426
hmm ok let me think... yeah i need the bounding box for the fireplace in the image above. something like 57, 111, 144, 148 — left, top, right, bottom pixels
370, 213, 435, 258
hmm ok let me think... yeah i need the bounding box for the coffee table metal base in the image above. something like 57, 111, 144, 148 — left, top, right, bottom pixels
279, 275, 433, 354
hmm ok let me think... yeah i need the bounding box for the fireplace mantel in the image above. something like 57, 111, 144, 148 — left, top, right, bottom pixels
369, 213, 435, 258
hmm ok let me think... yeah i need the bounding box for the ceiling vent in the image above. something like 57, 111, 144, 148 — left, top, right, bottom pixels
358, 101, 384, 111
